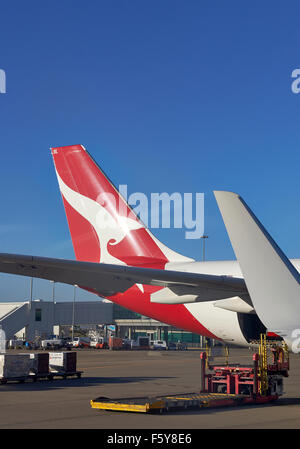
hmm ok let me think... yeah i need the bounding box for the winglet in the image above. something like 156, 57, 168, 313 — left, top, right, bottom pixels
214, 190, 300, 341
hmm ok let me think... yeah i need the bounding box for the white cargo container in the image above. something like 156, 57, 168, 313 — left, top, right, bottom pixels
49, 352, 76, 373
0, 354, 31, 378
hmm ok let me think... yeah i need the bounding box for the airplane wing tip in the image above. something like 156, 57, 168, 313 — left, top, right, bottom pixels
50, 145, 85, 154
213, 191, 240, 201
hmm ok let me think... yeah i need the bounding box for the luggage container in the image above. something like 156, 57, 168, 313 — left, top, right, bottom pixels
108, 336, 123, 350
0, 354, 31, 379
49, 352, 77, 373
28, 352, 49, 375
131, 336, 150, 350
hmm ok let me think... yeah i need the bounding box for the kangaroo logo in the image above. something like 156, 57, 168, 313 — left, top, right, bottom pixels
56, 172, 143, 265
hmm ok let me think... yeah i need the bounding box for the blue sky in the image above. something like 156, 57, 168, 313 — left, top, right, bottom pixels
0, 1, 300, 301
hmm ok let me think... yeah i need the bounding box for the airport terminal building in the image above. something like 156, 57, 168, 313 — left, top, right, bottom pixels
0, 298, 204, 346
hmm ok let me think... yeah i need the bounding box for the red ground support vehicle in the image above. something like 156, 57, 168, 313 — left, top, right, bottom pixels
90, 337, 108, 349
199, 340, 289, 399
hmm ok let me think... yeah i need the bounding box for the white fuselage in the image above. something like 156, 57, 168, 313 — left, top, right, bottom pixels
163, 259, 300, 346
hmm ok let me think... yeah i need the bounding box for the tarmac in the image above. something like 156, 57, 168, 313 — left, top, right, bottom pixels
0, 347, 300, 429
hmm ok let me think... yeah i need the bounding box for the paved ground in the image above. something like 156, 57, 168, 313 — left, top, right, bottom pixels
0, 347, 300, 429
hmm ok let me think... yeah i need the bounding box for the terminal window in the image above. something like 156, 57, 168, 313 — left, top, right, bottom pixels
35, 308, 42, 322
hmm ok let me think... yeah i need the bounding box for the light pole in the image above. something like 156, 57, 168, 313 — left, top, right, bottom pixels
51, 281, 55, 303
201, 235, 208, 261
50, 281, 55, 336
71, 285, 78, 341
29, 277, 33, 310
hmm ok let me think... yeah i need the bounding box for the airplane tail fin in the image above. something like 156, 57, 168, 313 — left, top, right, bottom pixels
214, 191, 300, 338
51, 145, 192, 268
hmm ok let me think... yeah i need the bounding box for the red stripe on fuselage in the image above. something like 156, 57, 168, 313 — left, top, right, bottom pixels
108, 285, 218, 339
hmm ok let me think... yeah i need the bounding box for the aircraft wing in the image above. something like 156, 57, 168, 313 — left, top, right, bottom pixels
0, 252, 247, 300
214, 190, 300, 347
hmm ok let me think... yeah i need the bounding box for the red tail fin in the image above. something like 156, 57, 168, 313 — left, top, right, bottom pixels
51, 145, 192, 268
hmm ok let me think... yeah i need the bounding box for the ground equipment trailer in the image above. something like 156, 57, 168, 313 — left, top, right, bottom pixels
0, 351, 83, 383
91, 336, 289, 414
41, 338, 65, 350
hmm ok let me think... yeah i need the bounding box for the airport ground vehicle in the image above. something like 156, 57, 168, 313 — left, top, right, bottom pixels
8, 339, 25, 349
151, 340, 167, 350
90, 337, 108, 349
72, 337, 91, 348
177, 342, 187, 350
167, 342, 177, 350
41, 338, 65, 350
91, 337, 289, 414
166, 341, 187, 350
61, 337, 73, 349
